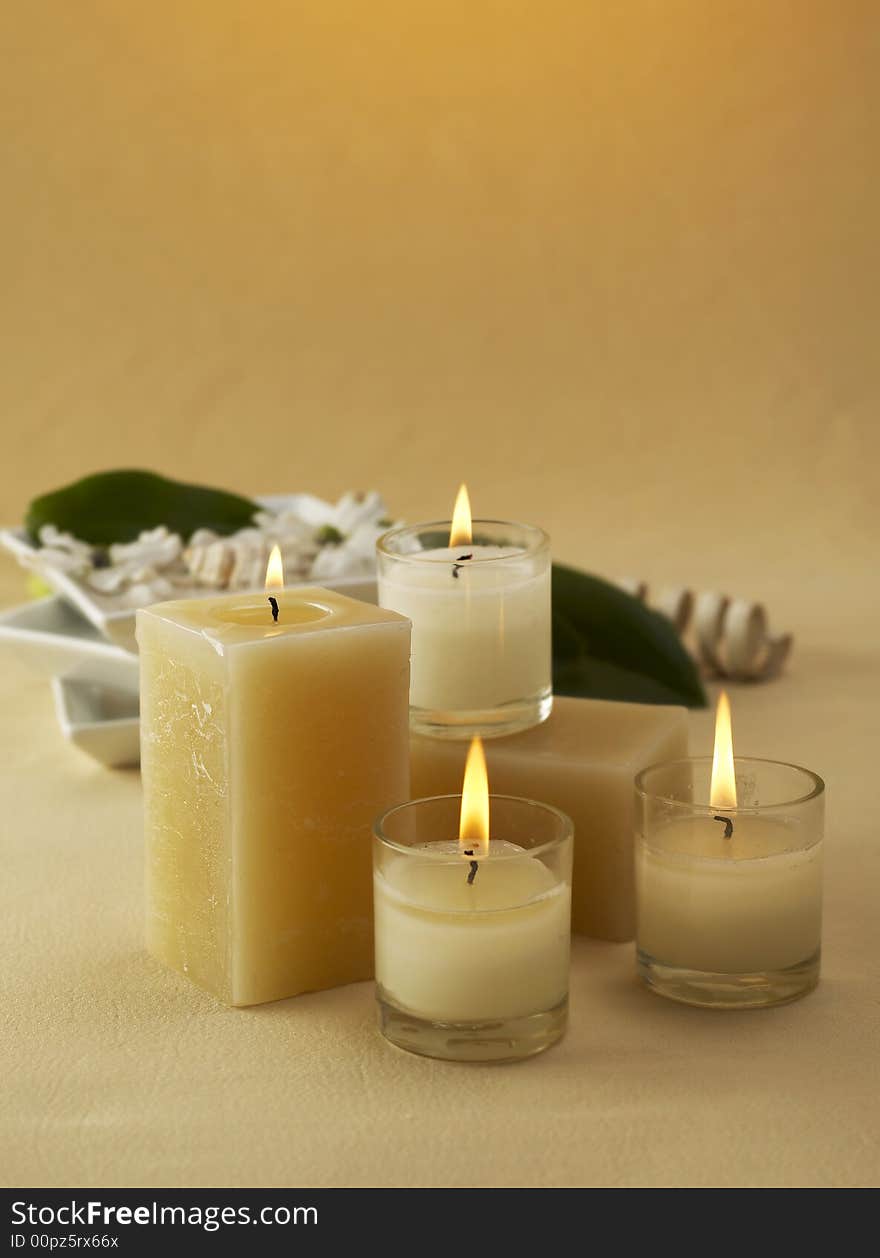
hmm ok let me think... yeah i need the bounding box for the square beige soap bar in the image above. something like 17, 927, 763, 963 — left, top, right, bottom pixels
138, 587, 410, 1007
411, 695, 688, 941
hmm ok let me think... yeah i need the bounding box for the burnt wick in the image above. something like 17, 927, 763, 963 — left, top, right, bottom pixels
713, 814, 734, 839
268, 596, 279, 623
452, 553, 474, 580
463, 849, 479, 885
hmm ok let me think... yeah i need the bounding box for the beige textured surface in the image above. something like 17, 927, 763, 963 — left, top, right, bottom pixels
3, 568, 879, 1191
2, 2, 879, 1187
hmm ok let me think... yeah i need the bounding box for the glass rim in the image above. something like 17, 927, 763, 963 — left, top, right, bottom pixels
376, 519, 550, 564
373, 793, 573, 859
635, 756, 825, 812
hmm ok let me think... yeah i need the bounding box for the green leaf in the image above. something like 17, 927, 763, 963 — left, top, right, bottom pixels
554, 655, 697, 706
25, 470, 261, 545
552, 563, 706, 708
315, 524, 346, 545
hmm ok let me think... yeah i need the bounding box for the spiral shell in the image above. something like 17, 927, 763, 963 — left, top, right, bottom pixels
615, 578, 792, 682
183, 529, 315, 589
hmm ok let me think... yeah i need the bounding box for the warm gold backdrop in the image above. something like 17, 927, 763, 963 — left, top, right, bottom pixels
3, 3, 880, 1189
2, 1, 877, 604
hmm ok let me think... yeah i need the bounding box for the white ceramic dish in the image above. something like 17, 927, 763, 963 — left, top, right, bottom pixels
51, 677, 141, 768
0, 596, 140, 691
10, 577, 381, 768
0, 578, 378, 688
1, 526, 141, 651
0, 492, 347, 653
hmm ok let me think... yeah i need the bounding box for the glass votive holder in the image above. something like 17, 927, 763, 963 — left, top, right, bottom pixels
373, 795, 573, 1062
635, 757, 824, 1009
376, 519, 552, 739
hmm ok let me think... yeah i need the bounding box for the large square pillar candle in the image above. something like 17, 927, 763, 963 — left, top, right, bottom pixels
411, 695, 688, 941
137, 586, 410, 1007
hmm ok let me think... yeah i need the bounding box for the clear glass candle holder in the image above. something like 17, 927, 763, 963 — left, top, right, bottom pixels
376, 519, 552, 739
373, 795, 573, 1062
635, 758, 824, 1009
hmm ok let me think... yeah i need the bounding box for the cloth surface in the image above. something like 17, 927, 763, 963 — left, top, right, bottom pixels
2, 560, 878, 1188
1, 2, 879, 1188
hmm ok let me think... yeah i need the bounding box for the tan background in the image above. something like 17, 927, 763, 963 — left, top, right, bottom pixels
2, 2, 879, 1187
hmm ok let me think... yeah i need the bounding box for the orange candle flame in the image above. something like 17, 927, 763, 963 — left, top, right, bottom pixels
265, 544, 284, 591
449, 483, 473, 547
459, 736, 489, 859
710, 690, 737, 810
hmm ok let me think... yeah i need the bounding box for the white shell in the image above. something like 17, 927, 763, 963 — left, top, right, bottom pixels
622, 581, 793, 682
27, 526, 95, 578
108, 526, 181, 570
16, 488, 396, 611
654, 586, 694, 635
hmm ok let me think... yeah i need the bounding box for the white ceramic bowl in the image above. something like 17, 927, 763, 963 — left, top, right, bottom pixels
0, 596, 140, 690
0, 492, 353, 653
51, 677, 141, 769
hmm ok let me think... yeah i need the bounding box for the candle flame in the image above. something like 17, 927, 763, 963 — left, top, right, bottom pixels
710, 690, 737, 810
449, 483, 473, 547
265, 544, 284, 591
459, 736, 489, 859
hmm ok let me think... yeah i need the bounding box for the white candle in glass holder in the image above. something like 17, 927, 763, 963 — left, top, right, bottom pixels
636, 816, 823, 973
635, 693, 824, 1008
375, 840, 570, 1023
373, 739, 573, 1061
377, 485, 552, 739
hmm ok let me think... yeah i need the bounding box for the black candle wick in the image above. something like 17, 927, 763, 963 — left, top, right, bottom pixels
463, 849, 479, 884
268, 596, 279, 623
713, 814, 734, 839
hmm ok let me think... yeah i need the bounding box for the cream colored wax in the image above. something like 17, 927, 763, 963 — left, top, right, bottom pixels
411, 696, 688, 940
137, 587, 410, 1006
374, 841, 571, 1022
636, 817, 823, 973
378, 546, 551, 716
